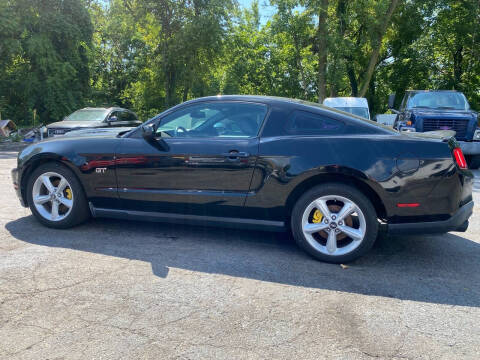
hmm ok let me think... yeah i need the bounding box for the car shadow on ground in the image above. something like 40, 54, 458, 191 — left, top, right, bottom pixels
6, 215, 480, 307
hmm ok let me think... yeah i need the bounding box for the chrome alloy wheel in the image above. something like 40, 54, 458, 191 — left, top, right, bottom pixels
301, 195, 366, 256
32, 172, 74, 222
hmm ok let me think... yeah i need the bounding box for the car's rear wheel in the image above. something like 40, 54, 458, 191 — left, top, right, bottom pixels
291, 183, 378, 263
26, 163, 90, 228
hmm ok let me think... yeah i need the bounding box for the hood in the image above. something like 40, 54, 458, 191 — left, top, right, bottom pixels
46, 120, 105, 129
63, 127, 134, 138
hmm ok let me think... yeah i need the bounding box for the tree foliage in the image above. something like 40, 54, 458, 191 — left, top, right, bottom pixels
0, 0, 478, 125
0, 0, 92, 125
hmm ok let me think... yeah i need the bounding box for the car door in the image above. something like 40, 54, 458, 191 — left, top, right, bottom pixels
115, 101, 268, 217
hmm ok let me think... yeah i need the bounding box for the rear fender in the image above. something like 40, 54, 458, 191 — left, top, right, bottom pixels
284, 166, 388, 220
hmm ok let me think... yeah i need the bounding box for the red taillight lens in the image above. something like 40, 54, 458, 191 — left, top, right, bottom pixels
453, 148, 467, 169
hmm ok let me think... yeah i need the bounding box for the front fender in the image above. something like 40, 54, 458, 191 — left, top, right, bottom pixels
17, 137, 120, 208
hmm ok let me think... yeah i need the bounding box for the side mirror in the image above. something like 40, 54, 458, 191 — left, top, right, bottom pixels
108, 116, 118, 125
142, 124, 169, 151
142, 124, 155, 141
388, 94, 396, 109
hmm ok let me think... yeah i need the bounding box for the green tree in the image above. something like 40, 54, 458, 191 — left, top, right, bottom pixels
0, 0, 93, 125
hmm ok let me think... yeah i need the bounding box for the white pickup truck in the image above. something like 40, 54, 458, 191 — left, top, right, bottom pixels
323, 97, 370, 120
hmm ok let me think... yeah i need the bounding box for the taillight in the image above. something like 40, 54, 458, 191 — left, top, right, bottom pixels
453, 148, 467, 169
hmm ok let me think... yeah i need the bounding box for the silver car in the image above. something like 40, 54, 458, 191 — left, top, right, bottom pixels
46, 107, 141, 137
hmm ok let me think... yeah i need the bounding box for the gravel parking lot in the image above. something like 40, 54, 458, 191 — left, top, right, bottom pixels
1, 148, 479, 359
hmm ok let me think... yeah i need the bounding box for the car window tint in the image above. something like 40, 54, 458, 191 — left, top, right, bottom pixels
156, 102, 267, 138
109, 111, 120, 120
285, 110, 343, 135
126, 112, 138, 121
117, 111, 128, 121
118, 111, 136, 122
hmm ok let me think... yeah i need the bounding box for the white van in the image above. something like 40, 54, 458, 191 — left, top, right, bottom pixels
322, 97, 370, 120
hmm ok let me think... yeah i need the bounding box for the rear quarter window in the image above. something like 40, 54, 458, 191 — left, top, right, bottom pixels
285, 110, 344, 135
125, 112, 138, 121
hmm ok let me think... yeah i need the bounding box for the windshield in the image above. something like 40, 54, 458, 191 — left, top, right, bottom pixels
406, 92, 470, 110
335, 107, 369, 119
65, 109, 109, 122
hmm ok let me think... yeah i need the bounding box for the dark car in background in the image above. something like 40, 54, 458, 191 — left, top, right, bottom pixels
389, 90, 480, 168
46, 107, 141, 137
12, 96, 474, 263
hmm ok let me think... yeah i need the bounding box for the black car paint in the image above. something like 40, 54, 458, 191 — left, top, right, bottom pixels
13, 96, 474, 233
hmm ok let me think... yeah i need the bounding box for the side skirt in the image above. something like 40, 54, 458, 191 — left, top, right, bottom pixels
89, 203, 286, 232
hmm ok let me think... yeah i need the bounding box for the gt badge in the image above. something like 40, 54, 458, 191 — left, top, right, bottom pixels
95, 168, 107, 174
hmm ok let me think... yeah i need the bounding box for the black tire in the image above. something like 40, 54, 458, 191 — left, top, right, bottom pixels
466, 155, 480, 169
290, 183, 378, 263
26, 162, 90, 229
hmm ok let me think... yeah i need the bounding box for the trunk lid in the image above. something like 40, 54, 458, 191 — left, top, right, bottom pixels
404, 130, 464, 166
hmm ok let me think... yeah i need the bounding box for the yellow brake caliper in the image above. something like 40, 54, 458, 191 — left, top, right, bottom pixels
65, 188, 72, 200
312, 209, 323, 223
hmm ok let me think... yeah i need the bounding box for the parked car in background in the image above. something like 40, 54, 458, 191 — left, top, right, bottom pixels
374, 114, 397, 127
46, 107, 141, 137
389, 90, 480, 168
63, 127, 135, 138
12, 96, 473, 263
323, 97, 370, 119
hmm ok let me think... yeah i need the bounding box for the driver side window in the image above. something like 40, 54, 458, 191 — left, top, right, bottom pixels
156, 102, 267, 138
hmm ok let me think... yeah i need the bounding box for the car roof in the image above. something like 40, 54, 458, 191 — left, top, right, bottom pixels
322, 97, 369, 108
405, 90, 460, 94
78, 107, 132, 112
183, 94, 339, 108
151, 95, 396, 134
183, 95, 368, 116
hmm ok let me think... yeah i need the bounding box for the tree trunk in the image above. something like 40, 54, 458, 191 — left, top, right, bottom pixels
182, 84, 190, 102
368, 71, 376, 115
336, 0, 359, 97
453, 46, 463, 89
317, 0, 328, 103
165, 68, 176, 107
358, 0, 400, 97
347, 63, 358, 96
292, 32, 309, 98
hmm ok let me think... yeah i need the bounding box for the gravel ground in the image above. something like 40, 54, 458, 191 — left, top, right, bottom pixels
1, 149, 479, 359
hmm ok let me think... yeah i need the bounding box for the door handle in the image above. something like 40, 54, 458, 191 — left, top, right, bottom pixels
221, 151, 250, 160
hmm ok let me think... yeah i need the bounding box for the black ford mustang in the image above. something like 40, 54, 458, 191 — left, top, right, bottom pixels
11, 96, 474, 263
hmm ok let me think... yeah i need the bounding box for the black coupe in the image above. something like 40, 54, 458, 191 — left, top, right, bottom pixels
12, 96, 474, 263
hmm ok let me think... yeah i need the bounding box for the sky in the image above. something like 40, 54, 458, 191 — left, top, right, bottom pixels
237, 0, 277, 24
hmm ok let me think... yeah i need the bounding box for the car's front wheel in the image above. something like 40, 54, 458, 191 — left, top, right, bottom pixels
26, 163, 90, 228
291, 183, 378, 263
